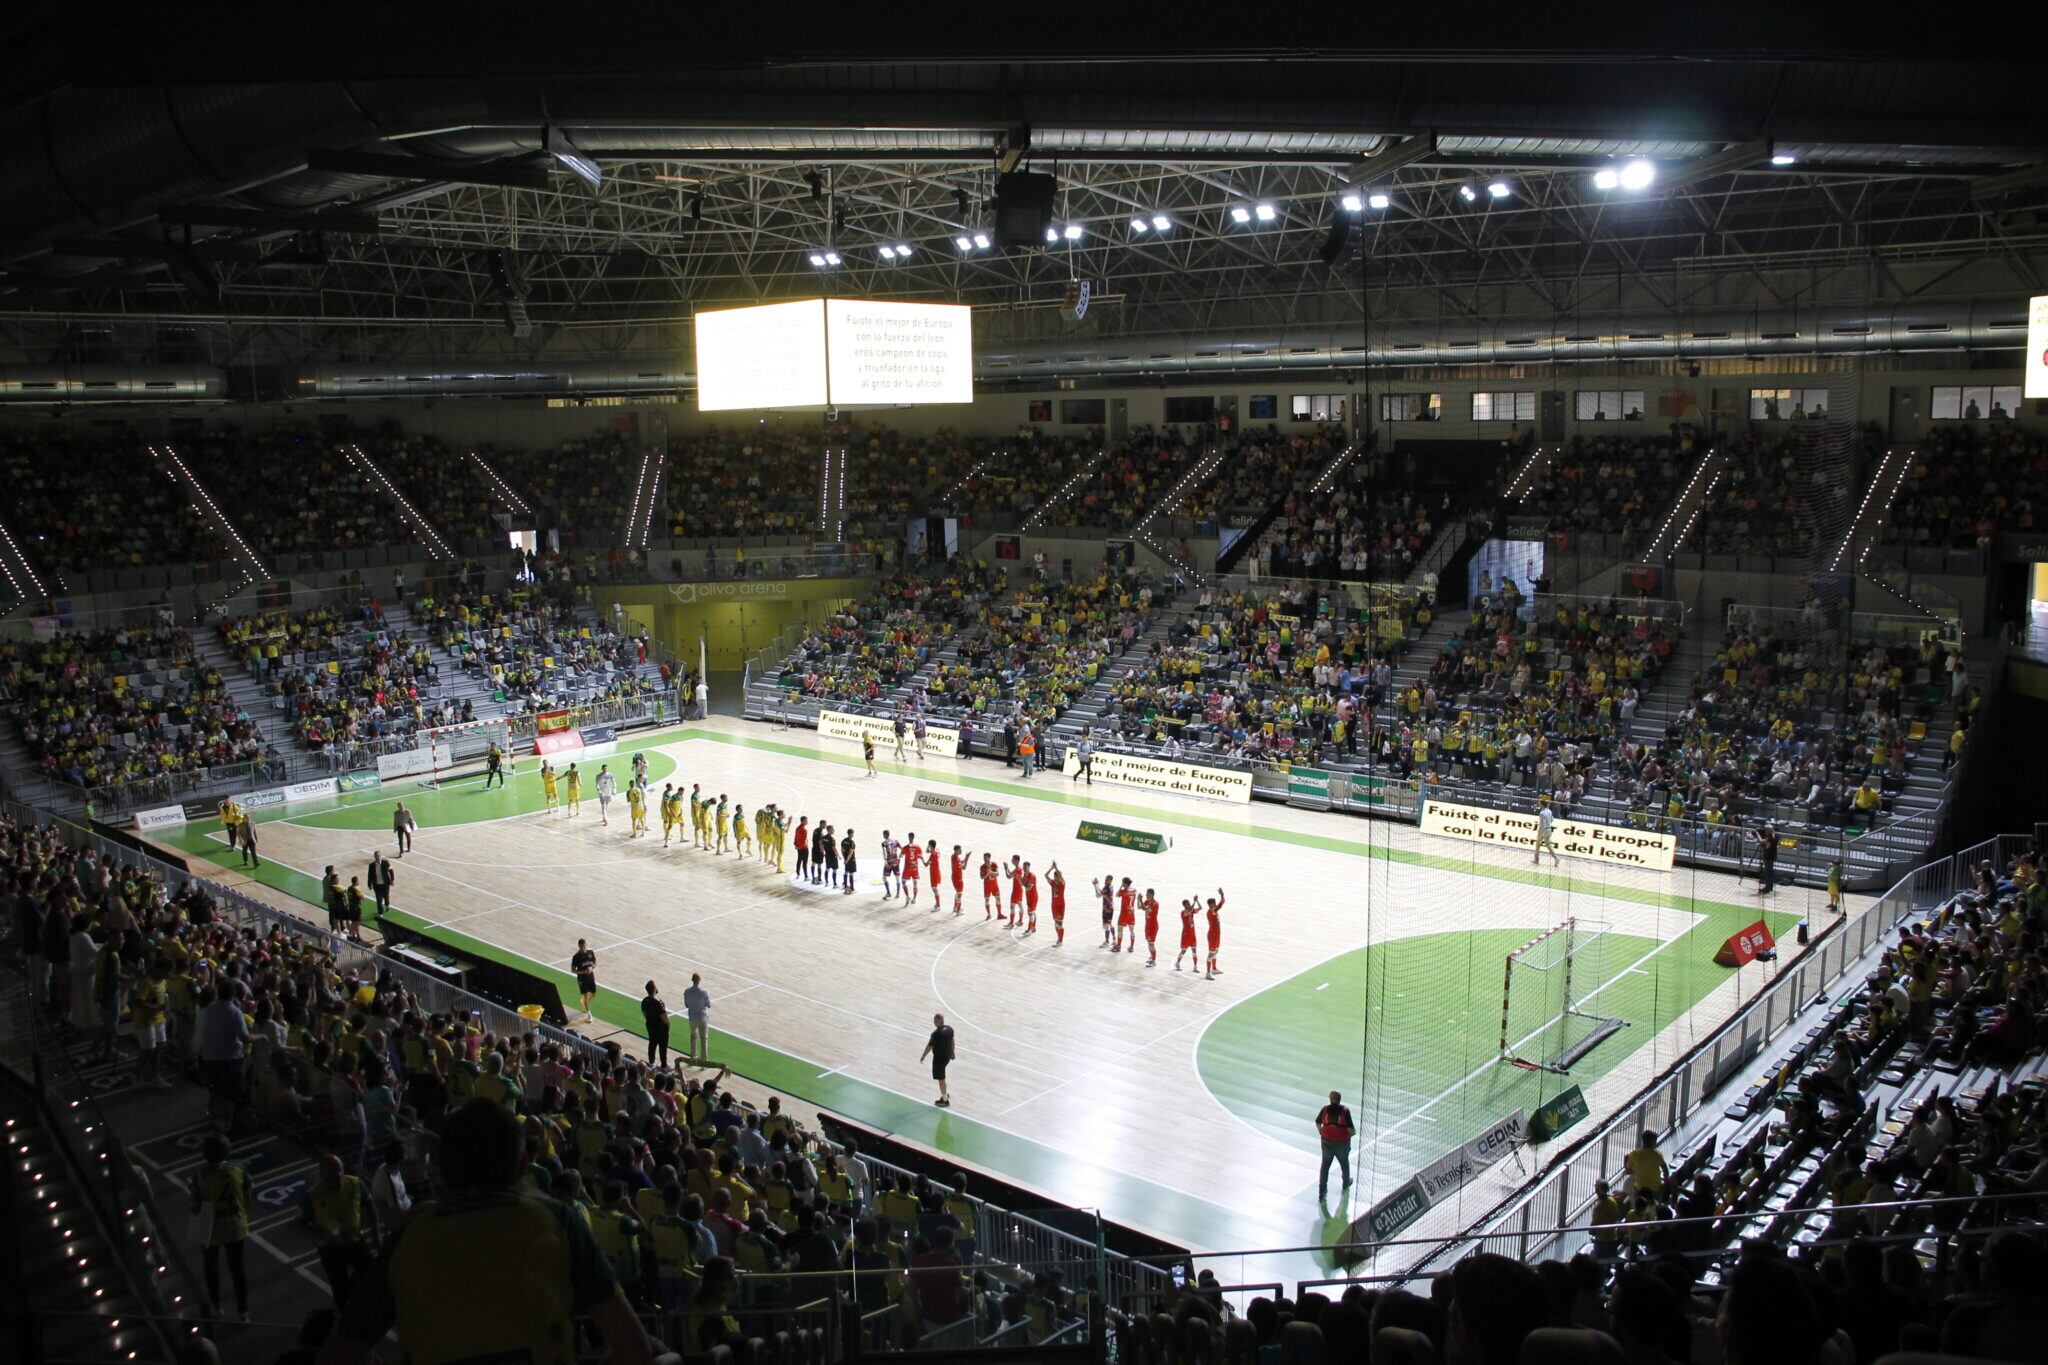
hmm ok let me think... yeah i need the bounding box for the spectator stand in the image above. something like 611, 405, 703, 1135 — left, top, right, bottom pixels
0, 792, 1169, 1358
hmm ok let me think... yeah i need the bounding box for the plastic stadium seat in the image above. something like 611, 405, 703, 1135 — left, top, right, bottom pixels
1519, 1327, 1626, 1365
1374, 1326, 1439, 1364
1280, 1319, 1327, 1365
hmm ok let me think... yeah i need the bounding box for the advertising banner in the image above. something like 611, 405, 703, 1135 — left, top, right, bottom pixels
1060, 748, 1253, 804
1349, 1110, 1528, 1249
283, 778, 338, 805
134, 805, 187, 833
338, 772, 382, 793
1529, 1085, 1590, 1142
578, 726, 619, 760
1714, 919, 1777, 968
241, 788, 286, 811
816, 708, 961, 756
533, 730, 585, 757
1420, 800, 1676, 871
913, 790, 1013, 824
1075, 820, 1172, 855
376, 744, 454, 779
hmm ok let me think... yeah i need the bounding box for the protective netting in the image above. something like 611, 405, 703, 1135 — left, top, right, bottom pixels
1500, 918, 1626, 1072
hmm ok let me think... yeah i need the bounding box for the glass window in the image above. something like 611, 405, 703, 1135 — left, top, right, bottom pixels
1574, 390, 1646, 421
1932, 385, 2021, 420
1473, 391, 1536, 422
1059, 398, 1106, 424
1748, 387, 1831, 420
1164, 395, 1216, 423
1379, 393, 1442, 422
1248, 394, 1277, 420
1291, 393, 1346, 421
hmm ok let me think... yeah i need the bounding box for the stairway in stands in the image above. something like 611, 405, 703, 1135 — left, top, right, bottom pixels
1041, 608, 1189, 753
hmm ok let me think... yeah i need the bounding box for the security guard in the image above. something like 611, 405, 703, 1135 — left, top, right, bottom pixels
318, 1100, 657, 1365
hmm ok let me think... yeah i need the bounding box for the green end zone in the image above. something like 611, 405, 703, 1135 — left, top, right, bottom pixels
151, 722, 1800, 1251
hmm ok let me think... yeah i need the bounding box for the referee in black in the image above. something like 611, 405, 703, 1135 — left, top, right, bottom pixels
483, 741, 506, 790
921, 1012, 955, 1108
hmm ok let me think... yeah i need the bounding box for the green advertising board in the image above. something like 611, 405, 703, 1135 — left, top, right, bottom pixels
1285, 766, 1333, 800
1529, 1084, 1590, 1142
1076, 820, 1172, 855
1354, 1177, 1428, 1246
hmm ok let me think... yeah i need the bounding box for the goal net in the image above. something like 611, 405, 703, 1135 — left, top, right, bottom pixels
1498, 917, 1628, 1074
418, 718, 512, 787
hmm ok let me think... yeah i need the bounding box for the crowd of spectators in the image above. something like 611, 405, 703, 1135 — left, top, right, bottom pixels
1175, 428, 1344, 527
926, 569, 1161, 731
1689, 429, 1876, 559
1394, 593, 1677, 801
186, 426, 404, 559
1042, 427, 1206, 529
1519, 431, 1701, 548
779, 559, 1007, 704
367, 429, 506, 548
939, 431, 1099, 525
0, 433, 228, 576
411, 581, 660, 716
0, 623, 265, 794
1883, 426, 2048, 552
488, 429, 642, 534
1103, 582, 1427, 765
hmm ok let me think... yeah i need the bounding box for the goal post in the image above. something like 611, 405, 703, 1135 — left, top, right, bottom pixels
1499, 917, 1629, 1074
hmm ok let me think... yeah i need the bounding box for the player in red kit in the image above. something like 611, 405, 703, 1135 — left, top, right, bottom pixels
925, 841, 942, 910
901, 830, 922, 904
1115, 878, 1136, 952
981, 855, 1000, 918
1047, 863, 1067, 945
1204, 889, 1226, 978
1175, 898, 1200, 970
949, 846, 968, 915
1141, 889, 1160, 966
1020, 861, 1039, 935
1005, 856, 1023, 924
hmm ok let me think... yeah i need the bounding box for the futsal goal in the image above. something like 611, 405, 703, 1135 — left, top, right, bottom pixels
417, 718, 511, 788
1498, 917, 1628, 1074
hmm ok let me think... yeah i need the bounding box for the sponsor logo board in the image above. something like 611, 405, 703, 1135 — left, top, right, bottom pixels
1076, 820, 1172, 854
1420, 799, 1676, 871
338, 772, 382, 793
134, 805, 187, 832
912, 790, 1012, 824
283, 778, 337, 804
241, 788, 286, 810
533, 731, 585, 757
1352, 1110, 1528, 1248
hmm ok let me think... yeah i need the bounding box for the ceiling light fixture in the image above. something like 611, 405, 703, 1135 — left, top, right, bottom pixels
1340, 192, 1363, 212
1618, 159, 1656, 190
1458, 184, 1477, 202
1771, 152, 1797, 166
1150, 214, 1170, 231
1130, 216, 1149, 233
1487, 181, 1510, 199
1063, 222, 1083, 240
1230, 205, 1252, 224
1592, 169, 1620, 191
1367, 192, 1391, 210
1253, 202, 1277, 221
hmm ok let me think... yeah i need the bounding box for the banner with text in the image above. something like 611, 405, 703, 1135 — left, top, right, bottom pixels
1062, 748, 1252, 804
134, 804, 187, 832
282, 777, 339, 805
377, 744, 454, 779
1420, 800, 1676, 871
816, 708, 961, 756
338, 772, 382, 793
533, 730, 585, 757
1351, 1109, 1528, 1250
1076, 820, 1173, 855
913, 790, 1013, 824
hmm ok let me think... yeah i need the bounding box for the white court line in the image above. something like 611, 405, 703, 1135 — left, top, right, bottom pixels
992, 1001, 1233, 1118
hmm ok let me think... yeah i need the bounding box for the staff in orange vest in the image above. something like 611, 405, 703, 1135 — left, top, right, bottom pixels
1017, 728, 1038, 780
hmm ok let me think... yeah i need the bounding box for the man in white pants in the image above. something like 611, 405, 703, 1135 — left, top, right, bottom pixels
683, 973, 712, 1061
1533, 799, 1561, 866
595, 765, 618, 827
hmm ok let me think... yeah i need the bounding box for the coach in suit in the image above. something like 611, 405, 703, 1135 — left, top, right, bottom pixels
366, 852, 395, 919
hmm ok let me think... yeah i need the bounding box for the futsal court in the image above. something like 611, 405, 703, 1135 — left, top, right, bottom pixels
154, 717, 1822, 1259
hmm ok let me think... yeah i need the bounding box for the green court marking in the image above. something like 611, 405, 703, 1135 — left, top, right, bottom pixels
1198, 904, 1766, 1183
157, 721, 1802, 1249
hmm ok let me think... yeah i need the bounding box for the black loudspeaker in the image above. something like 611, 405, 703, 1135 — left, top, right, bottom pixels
992, 171, 1057, 247
1319, 214, 1356, 268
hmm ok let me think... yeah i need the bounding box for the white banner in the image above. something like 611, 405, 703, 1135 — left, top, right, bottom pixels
283, 778, 338, 805
1413, 1109, 1529, 1206
1420, 800, 1677, 872
816, 709, 960, 757
1061, 747, 1253, 804
241, 788, 286, 810
134, 804, 187, 832
913, 790, 1013, 824
376, 744, 454, 779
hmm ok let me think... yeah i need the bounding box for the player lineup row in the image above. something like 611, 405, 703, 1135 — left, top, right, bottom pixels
527, 753, 1232, 978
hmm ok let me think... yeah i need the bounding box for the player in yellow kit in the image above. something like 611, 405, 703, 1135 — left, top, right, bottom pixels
769, 805, 787, 871
731, 801, 751, 857
660, 783, 680, 846
541, 761, 559, 813
689, 784, 708, 848
564, 763, 583, 816
626, 781, 647, 837
714, 794, 731, 854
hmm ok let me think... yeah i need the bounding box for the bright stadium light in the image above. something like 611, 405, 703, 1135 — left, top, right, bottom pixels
1150, 214, 1170, 231
1063, 222, 1083, 240
1619, 159, 1656, 190
1045, 227, 1058, 243
1458, 184, 1477, 202
1340, 192, 1364, 212
878, 245, 897, 260
1253, 201, 1277, 221
954, 235, 973, 251
1368, 192, 1391, 210
823, 251, 841, 266
1487, 180, 1511, 199
972, 232, 990, 249
1592, 168, 1620, 191
808, 254, 826, 267
1771, 152, 1798, 166
1130, 216, 1149, 232
1229, 205, 1252, 224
